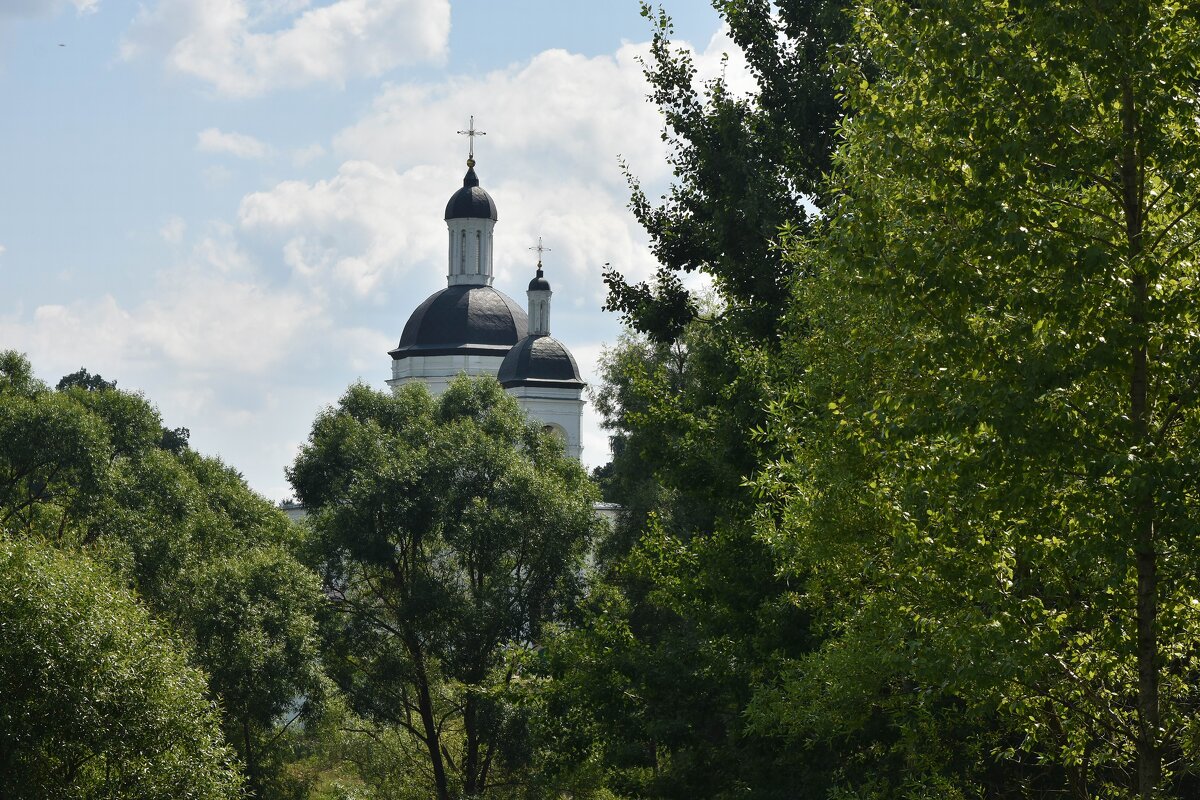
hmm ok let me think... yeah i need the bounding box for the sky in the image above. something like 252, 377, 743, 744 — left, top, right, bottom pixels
0, 0, 745, 500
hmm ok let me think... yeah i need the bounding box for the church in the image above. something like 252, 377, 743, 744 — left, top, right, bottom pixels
385, 134, 586, 459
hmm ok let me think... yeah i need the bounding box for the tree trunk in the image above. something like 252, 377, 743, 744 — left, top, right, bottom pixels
463, 693, 480, 796
409, 636, 452, 800
1121, 75, 1159, 799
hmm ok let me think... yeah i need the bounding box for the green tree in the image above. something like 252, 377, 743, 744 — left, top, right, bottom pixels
0, 536, 242, 800
56, 366, 117, 392
0, 351, 327, 799
759, 0, 1200, 795
606, 0, 850, 343
531, 324, 822, 800
560, 3, 856, 791
289, 377, 602, 800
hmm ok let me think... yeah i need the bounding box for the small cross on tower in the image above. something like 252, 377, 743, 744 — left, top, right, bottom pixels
457, 115, 486, 166
529, 237, 551, 268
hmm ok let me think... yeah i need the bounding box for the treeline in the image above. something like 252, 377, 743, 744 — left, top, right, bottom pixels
5, 0, 1200, 798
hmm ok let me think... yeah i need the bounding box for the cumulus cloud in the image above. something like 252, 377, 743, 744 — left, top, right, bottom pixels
121, 0, 451, 97
0, 232, 344, 498
240, 160, 447, 296
1, 243, 318, 377
241, 30, 748, 302
197, 127, 271, 159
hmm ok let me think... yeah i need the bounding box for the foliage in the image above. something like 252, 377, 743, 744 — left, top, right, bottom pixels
550, 1, 857, 794
604, 0, 850, 343
56, 366, 116, 392
0, 536, 242, 800
289, 377, 602, 800
0, 351, 327, 799
755, 0, 1200, 796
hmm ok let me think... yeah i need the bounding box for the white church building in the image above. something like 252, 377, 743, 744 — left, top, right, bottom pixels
385, 148, 586, 459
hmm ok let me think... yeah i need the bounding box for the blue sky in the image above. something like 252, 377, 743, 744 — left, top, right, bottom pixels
0, 0, 741, 498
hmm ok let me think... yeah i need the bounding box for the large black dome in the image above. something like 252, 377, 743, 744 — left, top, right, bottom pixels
444, 165, 498, 221
390, 285, 527, 359
497, 335, 585, 389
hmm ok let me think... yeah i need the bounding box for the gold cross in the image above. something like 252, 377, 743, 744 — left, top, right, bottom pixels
457, 115, 486, 163
528, 237, 551, 267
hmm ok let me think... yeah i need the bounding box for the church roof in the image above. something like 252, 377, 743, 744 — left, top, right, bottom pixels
444, 165, 498, 221
390, 285, 528, 359
497, 334, 585, 389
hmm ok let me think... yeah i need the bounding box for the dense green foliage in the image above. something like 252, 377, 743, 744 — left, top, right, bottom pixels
556, 0, 1200, 798
0, 537, 242, 800
0, 351, 326, 799
289, 377, 603, 800
754, 0, 1200, 796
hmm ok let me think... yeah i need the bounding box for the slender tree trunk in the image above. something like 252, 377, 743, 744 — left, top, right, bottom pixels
409, 636, 452, 800
1121, 75, 1159, 799
463, 693, 479, 796
243, 717, 257, 798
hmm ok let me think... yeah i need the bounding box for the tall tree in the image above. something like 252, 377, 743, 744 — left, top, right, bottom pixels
288, 377, 601, 800
760, 0, 1200, 795
605, 0, 849, 342
545, 3, 854, 794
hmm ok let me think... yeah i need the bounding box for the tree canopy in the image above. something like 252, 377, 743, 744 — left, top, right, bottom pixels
0, 536, 242, 800
290, 377, 603, 800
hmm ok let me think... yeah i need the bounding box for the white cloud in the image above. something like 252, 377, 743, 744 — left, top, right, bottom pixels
0, 244, 6, 256
121, 0, 451, 97
160, 215, 186, 244
0, 231, 347, 499
1, 245, 319, 377
197, 127, 271, 159
240, 160, 446, 296
241, 41, 688, 303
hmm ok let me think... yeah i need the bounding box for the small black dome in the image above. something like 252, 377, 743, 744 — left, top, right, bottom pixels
497, 335, 585, 389
528, 267, 551, 292
444, 165, 498, 221
390, 285, 527, 359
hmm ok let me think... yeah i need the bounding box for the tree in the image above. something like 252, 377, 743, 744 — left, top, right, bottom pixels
543, 3, 857, 792
606, 0, 850, 343
759, 0, 1200, 795
56, 366, 116, 392
0, 351, 328, 799
288, 377, 602, 800
0, 536, 242, 800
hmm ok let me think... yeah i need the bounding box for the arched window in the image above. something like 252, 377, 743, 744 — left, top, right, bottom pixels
459, 230, 466, 273
476, 231, 482, 273
541, 423, 569, 454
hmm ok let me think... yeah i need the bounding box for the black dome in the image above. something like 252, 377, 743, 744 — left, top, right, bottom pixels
497, 335, 585, 389
444, 165, 498, 221
390, 285, 527, 359
527, 267, 551, 292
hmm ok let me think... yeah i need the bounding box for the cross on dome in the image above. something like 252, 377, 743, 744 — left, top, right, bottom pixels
528, 236, 551, 268
457, 115, 486, 167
